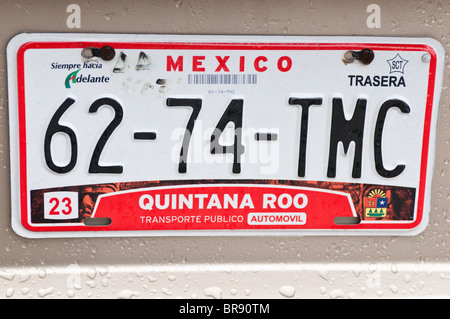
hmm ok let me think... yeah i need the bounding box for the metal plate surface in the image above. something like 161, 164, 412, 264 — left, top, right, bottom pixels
6, 33, 445, 238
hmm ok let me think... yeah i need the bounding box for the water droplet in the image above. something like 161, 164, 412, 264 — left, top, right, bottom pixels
175, 0, 183, 8
87, 267, 97, 280
347, 292, 357, 299
21, 287, 30, 295
38, 268, 47, 279
0, 270, 15, 281
118, 289, 140, 299
403, 274, 412, 283
5, 288, 14, 298
161, 287, 172, 296
279, 285, 296, 298
38, 287, 54, 298
330, 288, 346, 299
168, 274, 176, 281
97, 266, 109, 276
391, 264, 399, 274
204, 286, 222, 299
389, 284, 399, 294
104, 12, 115, 21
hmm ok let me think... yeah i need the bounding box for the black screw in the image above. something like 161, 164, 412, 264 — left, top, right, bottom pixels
352, 49, 375, 65
90, 46, 116, 61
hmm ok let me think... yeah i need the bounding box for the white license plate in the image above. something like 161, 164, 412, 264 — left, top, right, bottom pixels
7, 33, 445, 238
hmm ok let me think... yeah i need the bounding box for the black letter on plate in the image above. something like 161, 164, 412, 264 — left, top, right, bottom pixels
374, 99, 410, 178
289, 97, 323, 177
327, 98, 367, 178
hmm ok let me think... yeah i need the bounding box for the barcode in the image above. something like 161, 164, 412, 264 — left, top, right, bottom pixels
188, 74, 258, 85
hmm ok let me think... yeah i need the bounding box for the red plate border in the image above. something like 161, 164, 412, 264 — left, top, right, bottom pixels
15, 41, 438, 233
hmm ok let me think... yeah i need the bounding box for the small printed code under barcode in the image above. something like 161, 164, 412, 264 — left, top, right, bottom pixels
188, 74, 258, 85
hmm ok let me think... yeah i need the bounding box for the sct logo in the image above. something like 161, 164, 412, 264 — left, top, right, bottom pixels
348, 53, 409, 87
386, 54, 409, 74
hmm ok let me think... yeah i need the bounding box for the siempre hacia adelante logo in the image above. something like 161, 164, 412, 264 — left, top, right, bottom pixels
64, 69, 81, 88
64, 68, 111, 88
50, 61, 109, 89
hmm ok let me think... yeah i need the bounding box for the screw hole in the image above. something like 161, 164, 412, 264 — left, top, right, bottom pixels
343, 49, 374, 65
81, 47, 96, 59
81, 46, 116, 61
343, 50, 356, 64
83, 217, 112, 226
334, 216, 361, 225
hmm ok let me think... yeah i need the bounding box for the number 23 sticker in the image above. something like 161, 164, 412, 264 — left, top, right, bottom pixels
44, 192, 79, 220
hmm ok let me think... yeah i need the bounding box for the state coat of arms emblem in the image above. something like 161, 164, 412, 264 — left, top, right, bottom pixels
364, 189, 388, 218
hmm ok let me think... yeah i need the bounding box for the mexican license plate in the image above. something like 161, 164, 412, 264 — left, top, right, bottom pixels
7, 33, 445, 238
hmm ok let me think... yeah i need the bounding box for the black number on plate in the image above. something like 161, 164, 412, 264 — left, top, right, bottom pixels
210, 99, 245, 174
44, 95, 411, 178
44, 98, 78, 173
88, 98, 124, 174
45, 97, 123, 174
166, 98, 202, 173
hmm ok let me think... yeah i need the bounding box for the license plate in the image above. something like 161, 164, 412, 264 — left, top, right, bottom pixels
7, 33, 445, 238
